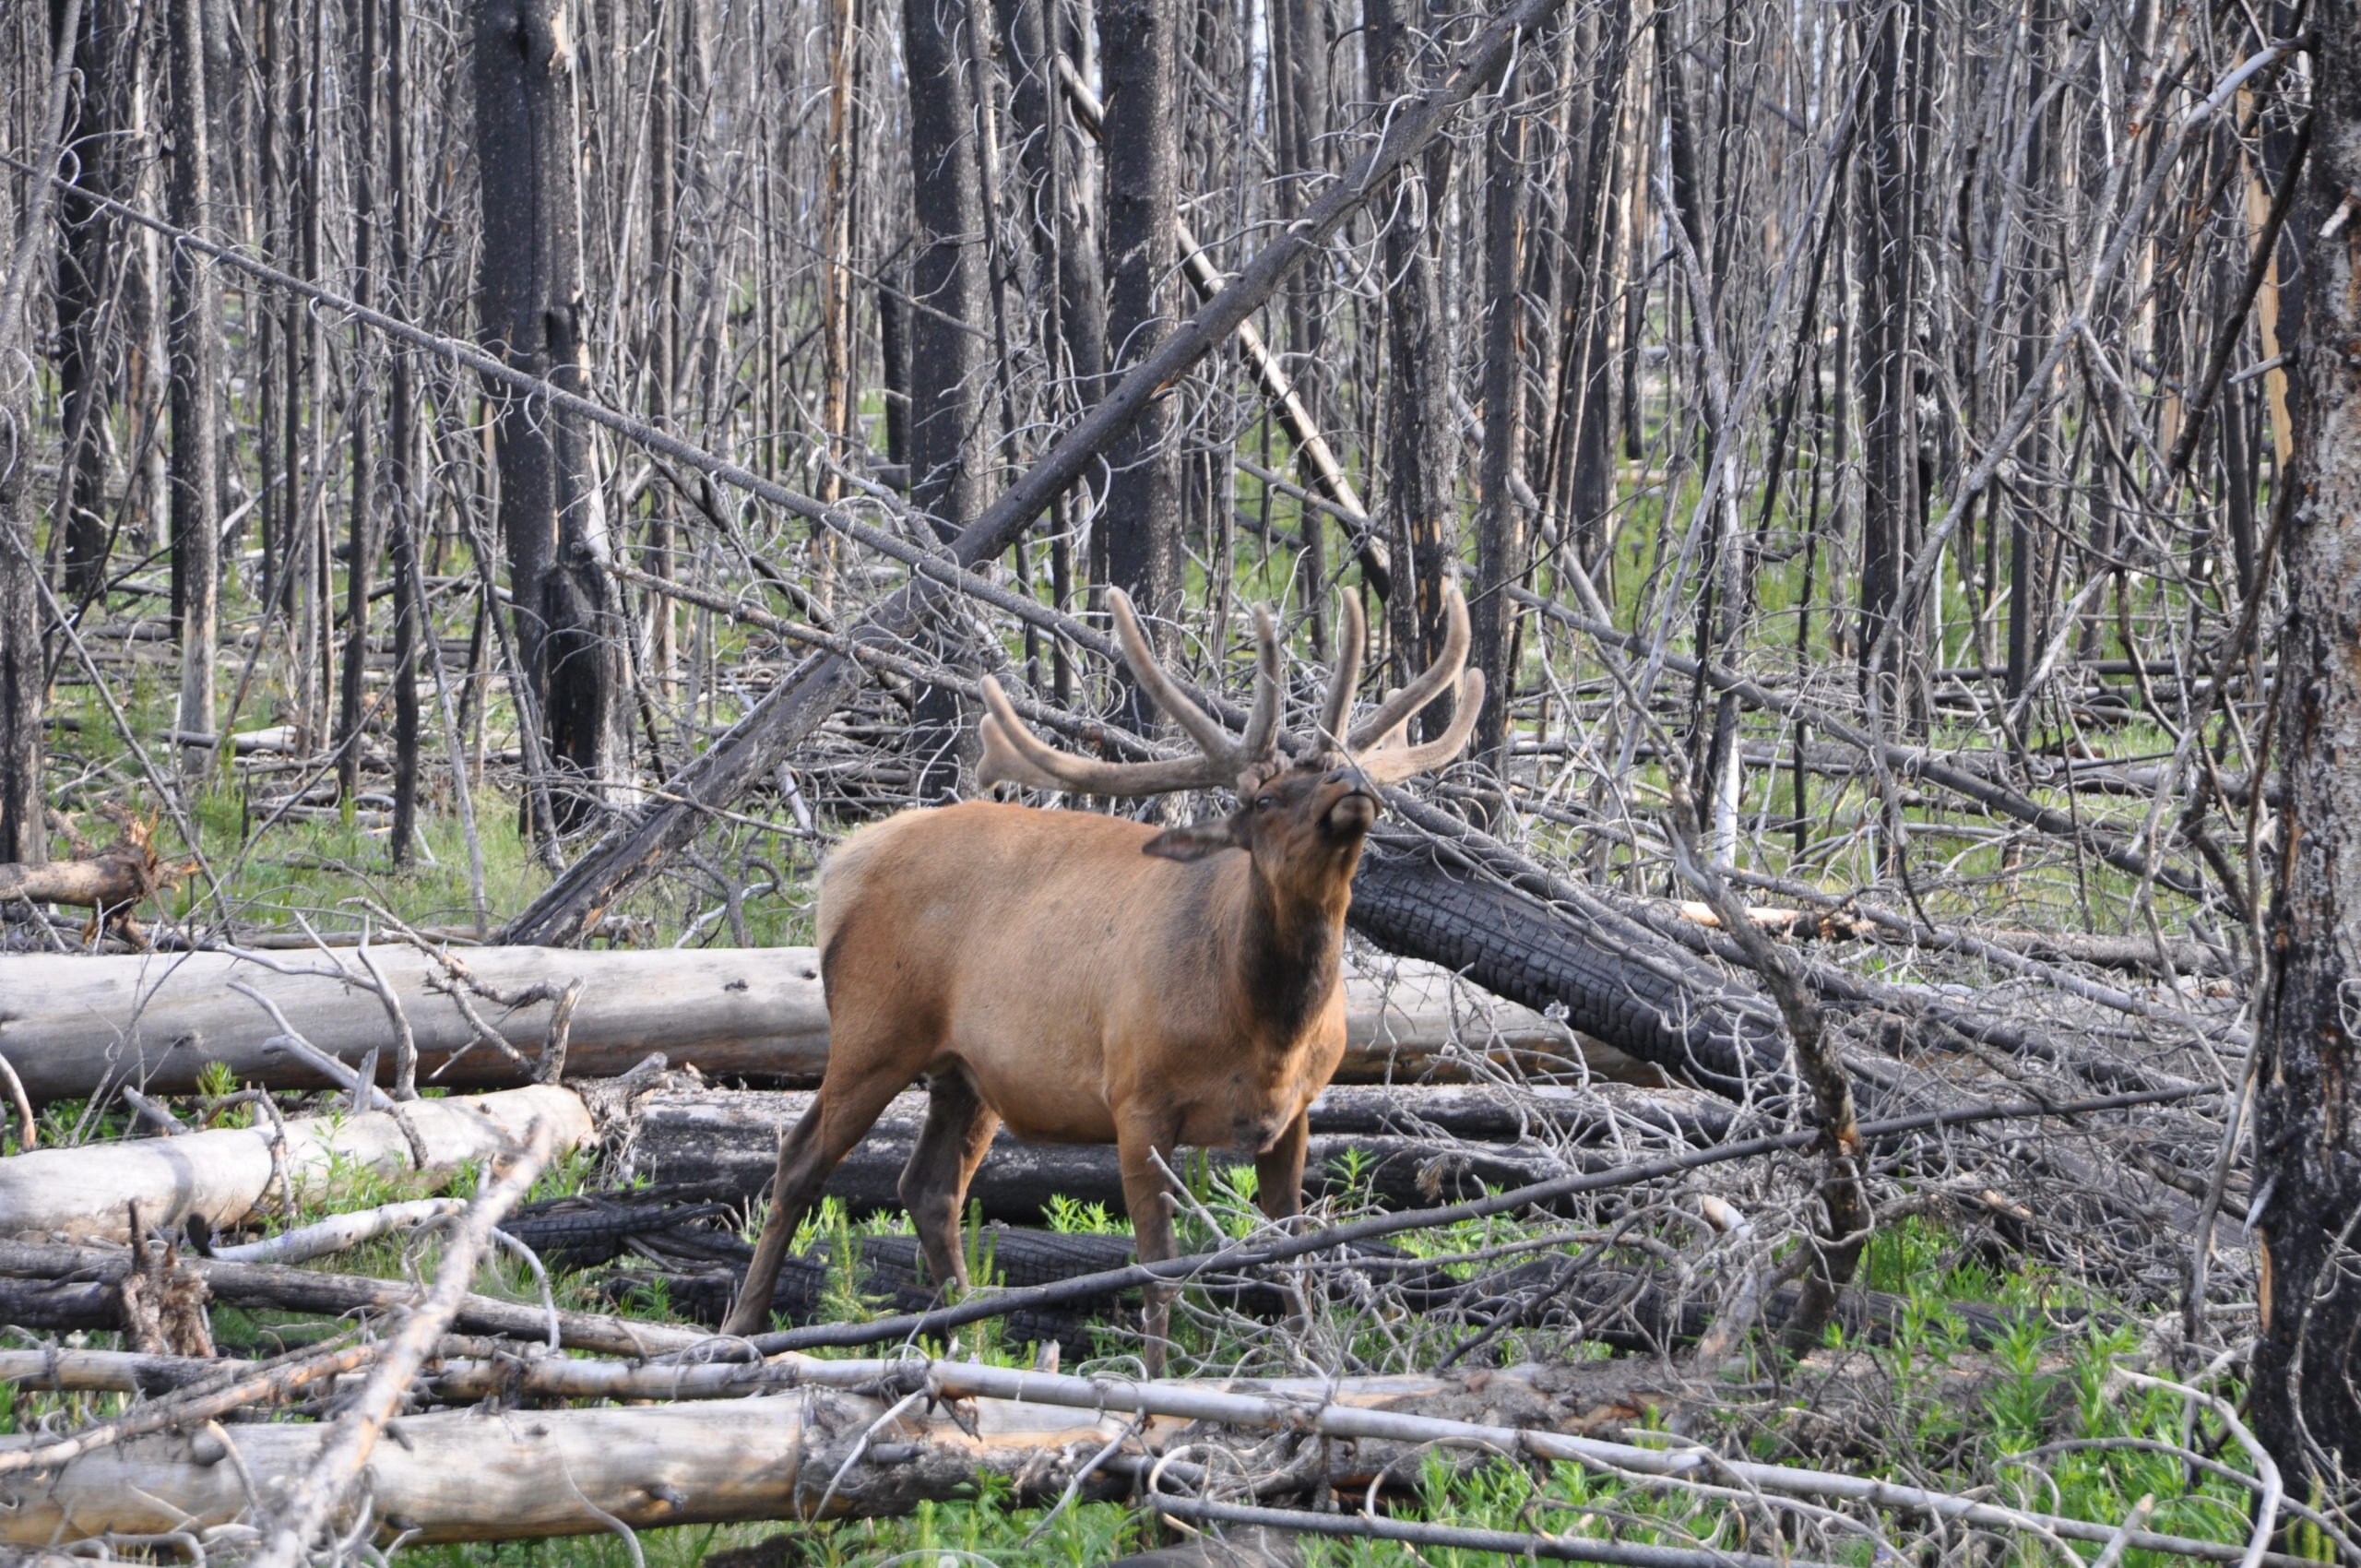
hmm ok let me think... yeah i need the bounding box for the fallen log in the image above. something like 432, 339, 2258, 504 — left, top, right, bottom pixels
0, 1085, 591, 1243
0, 1357, 1622, 1549
0, 1239, 705, 1358
0, 815, 193, 938
0, 1380, 1133, 1543
1352, 821, 1789, 1101
0, 945, 825, 1101
617, 1082, 1726, 1226
0, 947, 1621, 1103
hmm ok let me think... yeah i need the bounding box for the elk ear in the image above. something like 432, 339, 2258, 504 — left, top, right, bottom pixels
1141, 810, 1252, 862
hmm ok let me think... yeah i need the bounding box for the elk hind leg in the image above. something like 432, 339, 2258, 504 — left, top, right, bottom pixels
720, 1056, 915, 1338
899, 1069, 1000, 1296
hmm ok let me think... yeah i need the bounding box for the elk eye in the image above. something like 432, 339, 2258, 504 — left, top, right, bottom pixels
1256, 796, 1277, 812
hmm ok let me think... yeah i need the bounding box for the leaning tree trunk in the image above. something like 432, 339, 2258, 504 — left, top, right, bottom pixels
901, 0, 991, 800
2249, 0, 2361, 1500
166, 0, 219, 780
474, 0, 627, 836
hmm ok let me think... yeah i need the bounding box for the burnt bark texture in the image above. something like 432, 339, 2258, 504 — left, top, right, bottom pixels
1473, 86, 1527, 775
902, 0, 991, 798
0, 346, 44, 873
1272, 0, 1334, 651
386, 0, 421, 861
1852, 0, 1926, 725
1099, 0, 1182, 669
52, 0, 124, 600
1365, 0, 1461, 737
474, 0, 628, 835
2250, 0, 2361, 1498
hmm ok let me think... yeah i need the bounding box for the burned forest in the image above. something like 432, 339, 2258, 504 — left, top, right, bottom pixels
0, 0, 2356, 1560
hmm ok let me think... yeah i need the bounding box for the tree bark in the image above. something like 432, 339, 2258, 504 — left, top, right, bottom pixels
52, 0, 124, 600
1472, 87, 1527, 775
474, 0, 627, 834
2249, 0, 2361, 1496
1853, 0, 1926, 729
386, 0, 421, 861
334, 0, 379, 804
1, 0, 86, 870
1365, 0, 1461, 735
166, 0, 219, 779
902, 0, 991, 798
1100, 0, 1182, 670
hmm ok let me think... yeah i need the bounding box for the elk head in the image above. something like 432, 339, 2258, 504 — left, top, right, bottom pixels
975, 586, 1484, 896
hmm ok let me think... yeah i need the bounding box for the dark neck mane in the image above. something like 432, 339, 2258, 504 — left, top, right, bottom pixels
1228, 864, 1347, 1047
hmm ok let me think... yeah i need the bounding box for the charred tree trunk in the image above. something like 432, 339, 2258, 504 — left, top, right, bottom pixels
52, 0, 123, 600
386, 0, 421, 862
165, 0, 219, 779
0, 0, 84, 869
1100, 0, 1182, 683
903, 0, 991, 799
334, 0, 379, 803
1272, 0, 1333, 651
1472, 88, 1526, 776
1853, 0, 1923, 729
1365, 0, 1460, 737
0, 394, 41, 868
1547, 0, 1630, 576
2249, 0, 2361, 1498
474, 0, 627, 834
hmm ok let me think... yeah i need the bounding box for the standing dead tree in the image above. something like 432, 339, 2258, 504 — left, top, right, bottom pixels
2250, 0, 2361, 1511
474, 0, 627, 837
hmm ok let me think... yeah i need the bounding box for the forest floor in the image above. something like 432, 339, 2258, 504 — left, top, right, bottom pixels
3, 524, 2282, 1565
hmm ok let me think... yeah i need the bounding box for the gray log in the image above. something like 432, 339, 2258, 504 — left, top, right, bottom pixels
0, 947, 1625, 1104
0, 1086, 590, 1243
619, 1082, 1725, 1223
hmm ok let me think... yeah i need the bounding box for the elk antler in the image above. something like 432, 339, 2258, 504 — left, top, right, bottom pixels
979, 593, 1283, 797
1337, 581, 1484, 786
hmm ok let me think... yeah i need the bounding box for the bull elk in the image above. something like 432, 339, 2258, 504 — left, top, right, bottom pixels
720, 587, 1483, 1367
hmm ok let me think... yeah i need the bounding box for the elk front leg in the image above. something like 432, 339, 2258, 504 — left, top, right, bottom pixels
1253, 1109, 1310, 1223
1115, 1109, 1184, 1377
1255, 1109, 1313, 1342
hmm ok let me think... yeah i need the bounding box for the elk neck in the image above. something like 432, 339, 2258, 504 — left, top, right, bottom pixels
1216, 849, 1352, 1048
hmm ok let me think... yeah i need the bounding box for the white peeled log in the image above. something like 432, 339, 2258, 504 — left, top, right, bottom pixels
209, 1197, 469, 1264
0, 1380, 1136, 1545
0, 945, 832, 1102
0, 947, 1628, 1104
0, 1086, 591, 1243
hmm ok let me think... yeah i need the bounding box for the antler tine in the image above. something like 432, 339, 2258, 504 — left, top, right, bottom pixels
1236, 605, 1285, 771
1107, 589, 1240, 766
977, 677, 1228, 796
1345, 580, 1471, 751
1315, 590, 1365, 748
1355, 669, 1486, 786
